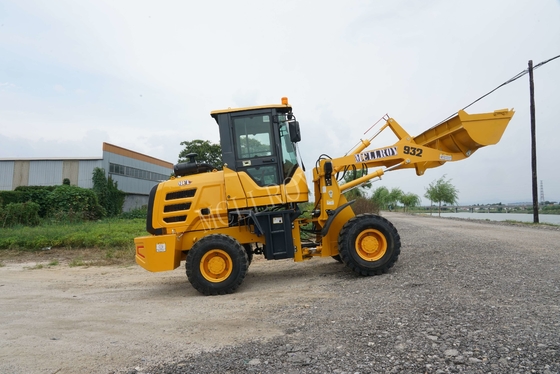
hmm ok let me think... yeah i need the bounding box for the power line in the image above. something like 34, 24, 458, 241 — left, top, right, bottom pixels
437, 53, 560, 125
534, 54, 560, 69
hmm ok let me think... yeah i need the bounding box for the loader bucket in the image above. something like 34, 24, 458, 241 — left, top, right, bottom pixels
413, 109, 515, 157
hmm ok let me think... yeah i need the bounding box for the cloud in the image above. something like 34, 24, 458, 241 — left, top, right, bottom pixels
0, 82, 16, 89
0, 0, 559, 204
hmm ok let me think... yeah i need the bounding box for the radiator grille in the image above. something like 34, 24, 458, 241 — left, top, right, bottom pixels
164, 203, 192, 212
163, 215, 187, 223
167, 189, 196, 200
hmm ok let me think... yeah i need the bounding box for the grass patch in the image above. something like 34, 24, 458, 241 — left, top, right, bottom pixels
69, 258, 88, 267
0, 218, 146, 251
24, 260, 60, 270
0, 261, 5, 267
0, 218, 145, 267
26, 263, 44, 270
503, 220, 559, 227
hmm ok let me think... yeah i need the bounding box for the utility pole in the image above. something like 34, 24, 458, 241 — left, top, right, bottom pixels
528, 60, 539, 223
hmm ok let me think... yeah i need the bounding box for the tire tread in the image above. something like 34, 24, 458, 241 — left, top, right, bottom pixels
337, 213, 401, 276
186, 234, 248, 296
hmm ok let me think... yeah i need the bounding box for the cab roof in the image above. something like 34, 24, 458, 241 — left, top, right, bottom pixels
210, 103, 292, 118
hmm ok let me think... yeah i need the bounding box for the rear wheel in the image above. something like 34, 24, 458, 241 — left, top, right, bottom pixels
338, 214, 401, 276
186, 234, 248, 295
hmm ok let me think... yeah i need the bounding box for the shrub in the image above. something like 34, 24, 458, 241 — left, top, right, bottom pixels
120, 206, 148, 219
0, 202, 41, 228
14, 186, 56, 217
352, 197, 380, 215
0, 191, 23, 207
46, 185, 105, 221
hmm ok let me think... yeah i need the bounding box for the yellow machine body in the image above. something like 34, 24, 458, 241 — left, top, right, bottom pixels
134, 98, 514, 295
135, 161, 309, 272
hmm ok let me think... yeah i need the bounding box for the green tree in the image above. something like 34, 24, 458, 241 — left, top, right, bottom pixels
178, 140, 223, 169
387, 187, 404, 211
424, 175, 459, 216
92, 168, 125, 217
399, 193, 421, 212
371, 186, 390, 209
92, 168, 109, 211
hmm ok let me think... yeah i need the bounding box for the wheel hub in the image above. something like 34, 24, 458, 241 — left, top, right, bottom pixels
355, 229, 387, 262
207, 256, 226, 275
200, 249, 233, 282
361, 236, 379, 252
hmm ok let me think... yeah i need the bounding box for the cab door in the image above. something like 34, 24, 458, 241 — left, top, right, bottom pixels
231, 110, 284, 206
232, 111, 282, 187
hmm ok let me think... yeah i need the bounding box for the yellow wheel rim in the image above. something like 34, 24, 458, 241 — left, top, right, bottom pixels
355, 229, 387, 262
200, 249, 233, 283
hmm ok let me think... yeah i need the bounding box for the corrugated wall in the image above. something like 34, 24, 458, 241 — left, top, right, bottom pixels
78, 160, 103, 188
28, 161, 64, 186
0, 161, 15, 190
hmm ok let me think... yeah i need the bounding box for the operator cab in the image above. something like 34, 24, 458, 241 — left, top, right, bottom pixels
211, 97, 302, 187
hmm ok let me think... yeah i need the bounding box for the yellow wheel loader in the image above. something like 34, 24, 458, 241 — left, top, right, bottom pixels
134, 97, 514, 295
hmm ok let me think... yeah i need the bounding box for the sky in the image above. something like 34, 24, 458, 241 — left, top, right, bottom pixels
1, 0, 559, 205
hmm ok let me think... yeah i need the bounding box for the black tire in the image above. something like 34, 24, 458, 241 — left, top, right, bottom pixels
243, 244, 254, 266
337, 213, 401, 276
186, 234, 248, 296
331, 254, 343, 263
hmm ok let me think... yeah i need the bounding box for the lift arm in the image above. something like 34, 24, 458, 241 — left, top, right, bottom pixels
319, 108, 515, 193
311, 108, 514, 248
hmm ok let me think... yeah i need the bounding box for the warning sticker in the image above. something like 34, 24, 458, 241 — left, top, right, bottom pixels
156, 243, 166, 253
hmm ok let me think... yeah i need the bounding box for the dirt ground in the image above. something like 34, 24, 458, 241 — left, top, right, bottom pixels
1, 212, 558, 374
0, 245, 339, 374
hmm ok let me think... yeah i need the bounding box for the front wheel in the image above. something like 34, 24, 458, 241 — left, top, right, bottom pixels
337, 214, 401, 276
186, 234, 248, 296
331, 254, 343, 263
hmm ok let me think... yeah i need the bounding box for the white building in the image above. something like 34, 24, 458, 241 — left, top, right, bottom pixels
0, 143, 173, 212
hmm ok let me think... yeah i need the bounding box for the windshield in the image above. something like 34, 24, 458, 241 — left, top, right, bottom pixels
234, 115, 274, 159
278, 116, 299, 180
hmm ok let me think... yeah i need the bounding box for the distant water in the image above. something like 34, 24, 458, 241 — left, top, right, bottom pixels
434, 212, 560, 225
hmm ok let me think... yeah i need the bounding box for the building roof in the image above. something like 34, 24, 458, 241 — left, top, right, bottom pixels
102, 143, 173, 168
0, 142, 174, 169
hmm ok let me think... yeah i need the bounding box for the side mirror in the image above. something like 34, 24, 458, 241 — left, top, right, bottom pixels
289, 121, 301, 143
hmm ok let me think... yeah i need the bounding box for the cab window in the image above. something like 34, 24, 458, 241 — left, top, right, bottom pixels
234, 115, 273, 159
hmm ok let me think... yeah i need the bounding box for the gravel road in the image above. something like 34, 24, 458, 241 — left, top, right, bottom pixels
1, 212, 559, 374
